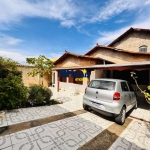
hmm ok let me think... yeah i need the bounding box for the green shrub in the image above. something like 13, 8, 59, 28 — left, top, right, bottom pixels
28, 84, 53, 106
0, 57, 28, 110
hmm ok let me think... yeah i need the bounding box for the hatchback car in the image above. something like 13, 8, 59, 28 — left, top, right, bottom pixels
83, 78, 137, 125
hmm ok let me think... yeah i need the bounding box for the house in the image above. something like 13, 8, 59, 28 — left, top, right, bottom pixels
52, 27, 150, 97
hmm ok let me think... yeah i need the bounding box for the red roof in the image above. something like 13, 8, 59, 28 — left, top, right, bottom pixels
53, 50, 101, 65
108, 27, 150, 47
84, 44, 150, 56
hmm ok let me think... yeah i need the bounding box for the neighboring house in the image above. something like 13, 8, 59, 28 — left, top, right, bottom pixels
52, 27, 150, 97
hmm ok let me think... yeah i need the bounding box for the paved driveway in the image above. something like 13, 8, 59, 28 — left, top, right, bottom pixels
0, 89, 150, 150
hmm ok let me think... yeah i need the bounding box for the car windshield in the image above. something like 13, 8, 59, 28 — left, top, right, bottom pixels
88, 80, 116, 91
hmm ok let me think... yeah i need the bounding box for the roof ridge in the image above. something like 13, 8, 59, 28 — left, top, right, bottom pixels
85, 44, 150, 55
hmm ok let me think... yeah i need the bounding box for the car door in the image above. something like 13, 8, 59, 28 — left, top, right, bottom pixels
120, 82, 132, 112
127, 82, 137, 106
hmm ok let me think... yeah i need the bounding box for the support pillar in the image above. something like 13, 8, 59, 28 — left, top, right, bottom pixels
57, 70, 60, 92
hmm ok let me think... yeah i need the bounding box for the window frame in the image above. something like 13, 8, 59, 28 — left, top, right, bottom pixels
139, 45, 147, 52
120, 82, 129, 92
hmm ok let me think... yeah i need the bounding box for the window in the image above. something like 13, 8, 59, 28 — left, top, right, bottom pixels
139, 45, 147, 52
88, 80, 116, 91
60, 77, 67, 82
121, 82, 129, 91
127, 83, 134, 92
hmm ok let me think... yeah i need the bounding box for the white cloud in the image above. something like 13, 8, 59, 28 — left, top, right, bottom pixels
90, 0, 145, 23
0, 0, 150, 28
0, 49, 38, 64
96, 27, 129, 45
115, 19, 127, 23
48, 52, 63, 59
0, 0, 78, 28
0, 34, 24, 47
96, 17, 150, 46
60, 20, 75, 27
0, 48, 63, 64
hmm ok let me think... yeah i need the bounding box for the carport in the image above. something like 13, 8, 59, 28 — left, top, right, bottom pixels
53, 61, 150, 96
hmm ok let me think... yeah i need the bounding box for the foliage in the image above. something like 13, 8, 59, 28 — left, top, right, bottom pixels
131, 71, 150, 104
28, 84, 53, 106
26, 55, 54, 77
49, 100, 61, 105
0, 57, 28, 110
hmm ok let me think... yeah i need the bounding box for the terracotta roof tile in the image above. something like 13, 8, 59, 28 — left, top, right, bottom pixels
84, 45, 150, 55
53, 50, 101, 65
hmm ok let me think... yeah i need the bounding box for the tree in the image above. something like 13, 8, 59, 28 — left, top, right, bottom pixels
131, 71, 150, 104
0, 57, 28, 110
26, 55, 54, 85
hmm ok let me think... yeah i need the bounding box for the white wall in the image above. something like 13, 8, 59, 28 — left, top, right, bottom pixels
60, 82, 86, 93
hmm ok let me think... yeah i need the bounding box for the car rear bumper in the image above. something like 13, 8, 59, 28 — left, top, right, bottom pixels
83, 95, 123, 115
84, 104, 119, 117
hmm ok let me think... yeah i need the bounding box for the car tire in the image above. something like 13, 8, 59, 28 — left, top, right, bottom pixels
83, 104, 88, 111
115, 107, 126, 125
134, 101, 138, 109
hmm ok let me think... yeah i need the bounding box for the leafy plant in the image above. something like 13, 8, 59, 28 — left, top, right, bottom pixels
26, 55, 54, 85
131, 71, 150, 104
0, 57, 28, 110
28, 84, 53, 106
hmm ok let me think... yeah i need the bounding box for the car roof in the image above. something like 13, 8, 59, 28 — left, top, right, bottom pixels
91, 78, 127, 82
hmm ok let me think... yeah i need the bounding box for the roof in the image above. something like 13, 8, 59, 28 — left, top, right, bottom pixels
54, 50, 102, 65
53, 61, 150, 71
84, 44, 150, 55
108, 27, 150, 47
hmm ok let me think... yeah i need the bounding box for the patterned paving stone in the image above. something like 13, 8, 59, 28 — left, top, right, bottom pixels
34, 132, 57, 149
109, 119, 150, 150
2, 146, 13, 150
0, 119, 8, 128
10, 129, 34, 145
0, 135, 11, 150
12, 139, 40, 150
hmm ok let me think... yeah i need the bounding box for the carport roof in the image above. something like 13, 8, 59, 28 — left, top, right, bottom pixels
53, 61, 150, 71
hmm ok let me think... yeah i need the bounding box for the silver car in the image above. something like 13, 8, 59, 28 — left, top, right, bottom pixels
83, 78, 137, 125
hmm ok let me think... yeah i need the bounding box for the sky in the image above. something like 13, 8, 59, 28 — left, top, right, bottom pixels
0, 0, 150, 64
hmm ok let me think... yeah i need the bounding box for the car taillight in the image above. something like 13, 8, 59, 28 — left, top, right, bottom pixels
85, 87, 87, 94
113, 92, 120, 100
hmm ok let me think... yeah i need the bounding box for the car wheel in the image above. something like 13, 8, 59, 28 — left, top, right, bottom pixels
83, 104, 88, 111
115, 107, 126, 125
134, 101, 138, 109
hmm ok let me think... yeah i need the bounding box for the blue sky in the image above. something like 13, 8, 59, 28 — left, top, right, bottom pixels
0, 0, 150, 64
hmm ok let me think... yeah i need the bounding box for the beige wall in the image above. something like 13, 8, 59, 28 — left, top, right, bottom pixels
18, 66, 51, 87
112, 31, 150, 52
88, 47, 150, 63
55, 56, 101, 68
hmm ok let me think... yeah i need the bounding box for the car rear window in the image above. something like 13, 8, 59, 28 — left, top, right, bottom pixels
88, 80, 116, 91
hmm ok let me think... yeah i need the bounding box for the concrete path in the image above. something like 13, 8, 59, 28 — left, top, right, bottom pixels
0, 89, 150, 150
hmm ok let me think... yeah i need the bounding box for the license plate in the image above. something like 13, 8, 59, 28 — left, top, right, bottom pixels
92, 102, 101, 107
91, 102, 105, 110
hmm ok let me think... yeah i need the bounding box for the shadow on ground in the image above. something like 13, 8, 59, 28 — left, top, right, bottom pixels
136, 96, 150, 110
